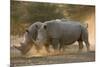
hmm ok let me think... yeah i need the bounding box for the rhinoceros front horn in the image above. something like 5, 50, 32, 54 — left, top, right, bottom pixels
13, 44, 28, 54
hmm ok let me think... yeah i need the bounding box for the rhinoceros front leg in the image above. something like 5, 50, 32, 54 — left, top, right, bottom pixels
59, 42, 65, 52
44, 43, 50, 52
51, 38, 59, 51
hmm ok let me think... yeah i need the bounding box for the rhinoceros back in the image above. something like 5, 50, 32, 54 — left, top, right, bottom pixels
45, 21, 82, 44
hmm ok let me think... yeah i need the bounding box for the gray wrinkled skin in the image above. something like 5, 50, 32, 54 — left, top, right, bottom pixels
36, 20, 90, 52
14, 22, 43, 54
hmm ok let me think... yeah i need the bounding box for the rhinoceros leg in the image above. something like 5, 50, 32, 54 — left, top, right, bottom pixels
59, 42, 65, 52
44, 43, 50, 52
84, 40, 90, 51
51, 38, 59, 51
81, 25, 90, 51
78, 40, 84, 51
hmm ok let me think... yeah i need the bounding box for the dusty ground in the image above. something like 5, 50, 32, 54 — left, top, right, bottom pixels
10, 36, 95, 66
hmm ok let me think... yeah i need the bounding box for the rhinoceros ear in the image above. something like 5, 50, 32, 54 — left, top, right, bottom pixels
43, 25, 47, 30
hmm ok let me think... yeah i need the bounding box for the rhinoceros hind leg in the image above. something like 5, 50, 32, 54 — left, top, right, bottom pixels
78, 41, 84, 52
84, 40, 90, 51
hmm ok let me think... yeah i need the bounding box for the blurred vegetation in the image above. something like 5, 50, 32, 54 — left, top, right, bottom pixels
11, 1, 95, 35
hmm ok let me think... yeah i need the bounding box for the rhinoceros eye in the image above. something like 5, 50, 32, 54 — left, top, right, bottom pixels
35, 25, 38, 29
25, 29, 29, 33
43, 25, 47, 30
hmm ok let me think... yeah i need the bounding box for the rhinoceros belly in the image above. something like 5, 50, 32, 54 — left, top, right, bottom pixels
60, 25, 81, 45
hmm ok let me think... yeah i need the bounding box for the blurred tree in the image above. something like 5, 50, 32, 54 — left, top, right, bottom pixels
11, 1, 95, 35
11, 1, 65, 35
56, 4, 95, 22
11, 1, 64, 23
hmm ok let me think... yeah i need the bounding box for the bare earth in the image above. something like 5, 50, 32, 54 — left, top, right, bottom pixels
10, 36, 95, 66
